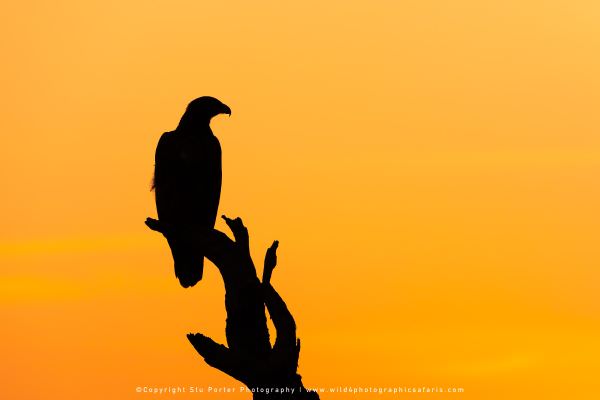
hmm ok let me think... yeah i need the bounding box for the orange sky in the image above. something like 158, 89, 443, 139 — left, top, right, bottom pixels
1, 1, 600, 399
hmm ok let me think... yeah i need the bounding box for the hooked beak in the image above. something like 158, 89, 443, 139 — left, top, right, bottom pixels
221, 104, 232, 116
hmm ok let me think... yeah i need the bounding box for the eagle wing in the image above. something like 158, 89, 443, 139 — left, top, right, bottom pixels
154, 131, 180, 224
153, 131, 222, 287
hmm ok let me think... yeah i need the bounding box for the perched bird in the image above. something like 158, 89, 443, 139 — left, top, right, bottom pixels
153, 96, 231, 287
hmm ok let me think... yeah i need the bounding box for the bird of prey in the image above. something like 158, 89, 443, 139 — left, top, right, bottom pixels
153, 96, 231, 287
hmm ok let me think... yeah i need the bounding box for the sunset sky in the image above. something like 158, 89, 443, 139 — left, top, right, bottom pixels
1, 1, 599, 399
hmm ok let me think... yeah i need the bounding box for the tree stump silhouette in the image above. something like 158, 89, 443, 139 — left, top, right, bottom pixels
146, 215, 319, 399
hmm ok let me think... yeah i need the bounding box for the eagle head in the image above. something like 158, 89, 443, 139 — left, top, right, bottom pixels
177, 96, 231, 131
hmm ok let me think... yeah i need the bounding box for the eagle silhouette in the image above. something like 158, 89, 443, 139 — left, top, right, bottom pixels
153, 96, 231, 287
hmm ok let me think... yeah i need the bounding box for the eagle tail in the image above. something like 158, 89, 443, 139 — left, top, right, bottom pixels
168, 236, 204, 288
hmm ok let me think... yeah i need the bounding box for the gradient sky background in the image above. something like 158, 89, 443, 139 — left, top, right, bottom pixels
1, 1, 599, 399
